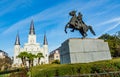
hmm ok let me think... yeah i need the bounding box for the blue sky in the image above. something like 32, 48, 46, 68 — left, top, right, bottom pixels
0, 0, 120, 57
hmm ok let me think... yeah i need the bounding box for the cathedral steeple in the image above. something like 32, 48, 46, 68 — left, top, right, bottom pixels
29, 20, 35, 35
43, 34, 48, 45
15, 33, 20, 45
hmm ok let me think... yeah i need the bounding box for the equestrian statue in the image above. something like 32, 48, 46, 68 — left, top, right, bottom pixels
64, 10, 96, 38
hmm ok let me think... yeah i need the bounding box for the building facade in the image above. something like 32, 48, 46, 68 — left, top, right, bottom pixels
13, 20, 48, 67
49, 48, 60, 63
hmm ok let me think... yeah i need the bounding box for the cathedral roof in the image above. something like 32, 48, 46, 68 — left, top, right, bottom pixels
15, 33, 20, 45
43, 34, 48, 45
29, 20, 35, 35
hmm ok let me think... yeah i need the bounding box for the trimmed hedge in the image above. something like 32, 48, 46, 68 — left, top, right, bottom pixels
30, 58, 120, 77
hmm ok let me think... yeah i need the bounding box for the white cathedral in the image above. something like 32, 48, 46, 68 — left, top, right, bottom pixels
13, 20, 48, 67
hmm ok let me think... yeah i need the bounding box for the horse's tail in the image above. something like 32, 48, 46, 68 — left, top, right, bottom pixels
88, 26, 96, 35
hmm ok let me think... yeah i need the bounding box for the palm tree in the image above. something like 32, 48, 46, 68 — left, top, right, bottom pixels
37, 53, 44, 64
27, 53, 36, 68
17, 51, 28, 66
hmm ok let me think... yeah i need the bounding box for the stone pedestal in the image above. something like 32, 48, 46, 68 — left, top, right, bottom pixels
60, 38, 112, 64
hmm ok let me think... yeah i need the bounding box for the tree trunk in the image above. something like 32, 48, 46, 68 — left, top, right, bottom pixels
28, 60, 31, 68
21, 58, 24, 66
31, 60, 33, 67
38, 58, 40, 64
23, 57, 26, 66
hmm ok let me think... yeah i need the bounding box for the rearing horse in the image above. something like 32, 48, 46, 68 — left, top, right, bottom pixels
64, 11, 96, 38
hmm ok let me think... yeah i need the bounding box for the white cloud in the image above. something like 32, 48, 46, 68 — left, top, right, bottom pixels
99, 17, 120, 26
2, 1, 81, 35
2, 0, 106, 35
2, 18, 30, 34
80, 0, 109, 11
96, 21, 120, 38
103, 22, 120, 33
2, 0, 120, 55
94, 3, 120, 17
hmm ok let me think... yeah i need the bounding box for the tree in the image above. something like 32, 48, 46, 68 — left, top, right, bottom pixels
118, 31, 120, 38
98, 33, 120, 57
98, 33, 115, 40
0, 56, 12, 71
27, 53, 36, 68
17, 51, 28, 66
37, 53, 44, 64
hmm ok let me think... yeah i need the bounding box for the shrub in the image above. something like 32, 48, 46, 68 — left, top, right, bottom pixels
51, 60, 60, 64
30, 58, 120, 77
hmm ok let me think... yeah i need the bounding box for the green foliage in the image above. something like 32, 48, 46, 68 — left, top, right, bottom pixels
51, 60, 60, 64
0, 56, 12, 71
118, 31, 120, 38
27, 53, 36, 67
37, 53, 44, 58
30, 58, 120, 77
17, 51, 37, 68
17, 51, 28, 66
98, 33, 115, 40
36, 53, 44, 64
98, 33, 120, 57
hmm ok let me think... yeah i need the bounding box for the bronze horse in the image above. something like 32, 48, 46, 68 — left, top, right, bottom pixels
64, 11, 96, 38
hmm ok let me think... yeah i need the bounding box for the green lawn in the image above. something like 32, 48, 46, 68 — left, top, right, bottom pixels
30, 58, 120, 77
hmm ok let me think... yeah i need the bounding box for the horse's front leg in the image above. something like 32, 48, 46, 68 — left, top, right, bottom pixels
64, 23, 69, 33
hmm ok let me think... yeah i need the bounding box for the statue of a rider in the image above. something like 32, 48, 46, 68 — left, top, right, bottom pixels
65, 10, 96, 38
71, 12, 85, 32
77, 12, 86, 32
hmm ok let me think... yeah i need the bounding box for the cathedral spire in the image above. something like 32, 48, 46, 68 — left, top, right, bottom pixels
15, 32, 20, 45
43, 34, 48, 45
29, 20, 35, 35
